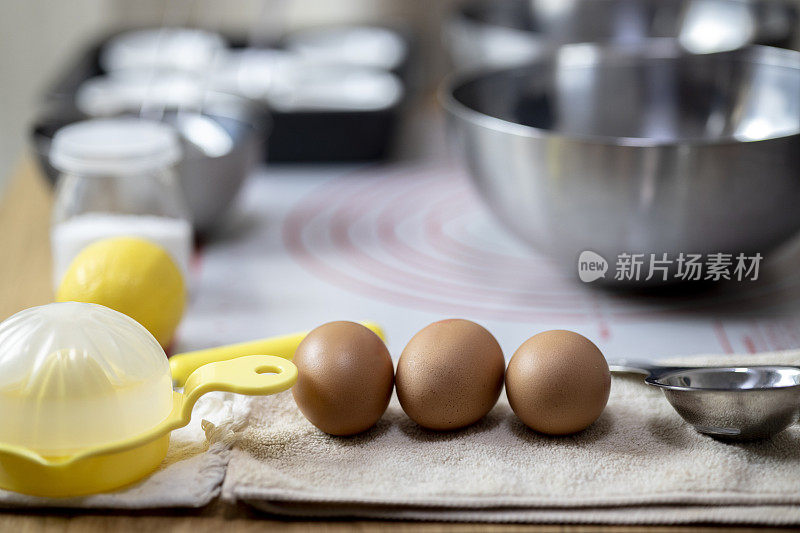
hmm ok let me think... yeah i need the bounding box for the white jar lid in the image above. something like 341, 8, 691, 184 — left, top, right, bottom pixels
50, 118, 182, 175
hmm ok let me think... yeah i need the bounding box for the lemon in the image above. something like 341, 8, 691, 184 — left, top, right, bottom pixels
56, 237, 186, 348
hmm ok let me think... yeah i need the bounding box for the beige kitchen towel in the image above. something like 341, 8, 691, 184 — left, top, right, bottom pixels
0, 392, 248, 509
222, 350, 800, 524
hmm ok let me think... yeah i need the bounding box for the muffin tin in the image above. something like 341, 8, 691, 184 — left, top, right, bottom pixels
35, 25, 411, 163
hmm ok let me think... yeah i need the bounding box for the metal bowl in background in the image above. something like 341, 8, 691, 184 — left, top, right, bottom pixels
446, 0, 800, 72
171, 107, 264, 236
32, 79, 267, 236
443, 45, 800, 281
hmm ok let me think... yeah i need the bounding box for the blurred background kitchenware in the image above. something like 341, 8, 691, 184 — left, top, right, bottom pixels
100, 27, 228, 74
11, 1, 800, 274
611, 361, 800, 440
33, 72, 266, 236
445, 0, 800, 72
443, 44, 800, 282
34, 24, 411, 167
208, 46, 405, 161
284, 25, 409, 72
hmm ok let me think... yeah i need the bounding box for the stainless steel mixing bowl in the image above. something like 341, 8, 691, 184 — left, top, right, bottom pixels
446, 0, 800, 72
443, 45, 800, 281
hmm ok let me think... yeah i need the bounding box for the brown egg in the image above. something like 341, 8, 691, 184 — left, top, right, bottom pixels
396, 319, 505, 431
292, 321, 394, 436
506, 330, 610, 435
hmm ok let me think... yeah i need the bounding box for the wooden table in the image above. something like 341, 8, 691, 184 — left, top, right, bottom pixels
0, 158, 790, 532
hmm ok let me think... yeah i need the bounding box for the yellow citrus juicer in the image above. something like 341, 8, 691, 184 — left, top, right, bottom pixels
0, 302, 298, 497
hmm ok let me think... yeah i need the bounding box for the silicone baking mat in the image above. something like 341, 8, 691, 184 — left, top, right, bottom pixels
175, 160, 800, 360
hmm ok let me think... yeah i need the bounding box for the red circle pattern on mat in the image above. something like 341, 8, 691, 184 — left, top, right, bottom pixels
282, 162, 800, 326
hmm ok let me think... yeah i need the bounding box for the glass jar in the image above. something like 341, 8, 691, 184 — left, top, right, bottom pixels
50, 118, 193, 289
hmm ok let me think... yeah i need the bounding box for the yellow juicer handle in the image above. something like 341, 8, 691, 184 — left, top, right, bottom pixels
169, 321, 385, 387
0, 355, 299, 471
178, 355, 298, 423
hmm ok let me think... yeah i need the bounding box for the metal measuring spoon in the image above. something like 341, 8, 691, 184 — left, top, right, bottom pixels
609, 361, 800, 440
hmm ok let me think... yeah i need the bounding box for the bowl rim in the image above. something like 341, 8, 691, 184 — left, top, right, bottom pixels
644, 365, 800, 392
440, 43, 800, 148
451, 0, 799, 46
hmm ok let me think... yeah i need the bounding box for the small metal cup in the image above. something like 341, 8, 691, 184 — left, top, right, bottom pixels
613, 362, 800, 440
